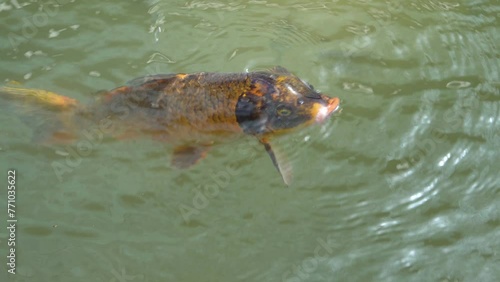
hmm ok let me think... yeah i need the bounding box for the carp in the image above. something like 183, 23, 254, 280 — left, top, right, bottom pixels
0, 66, 340, 185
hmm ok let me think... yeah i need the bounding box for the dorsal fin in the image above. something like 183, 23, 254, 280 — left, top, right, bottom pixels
126, 74, 178, 86
268, 66, 291, 75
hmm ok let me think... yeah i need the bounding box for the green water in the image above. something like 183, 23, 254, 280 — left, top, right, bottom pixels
0, 0, 499, 281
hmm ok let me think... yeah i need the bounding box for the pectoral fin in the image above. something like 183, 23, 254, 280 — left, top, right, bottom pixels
171, 145, 210, 169
259, 137, 292, 186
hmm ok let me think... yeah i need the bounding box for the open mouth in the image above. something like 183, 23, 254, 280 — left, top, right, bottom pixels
315, 96, 340, 123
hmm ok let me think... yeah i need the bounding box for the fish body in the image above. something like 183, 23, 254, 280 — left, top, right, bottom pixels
88, 72, 250, 144
1, 67, 340, 184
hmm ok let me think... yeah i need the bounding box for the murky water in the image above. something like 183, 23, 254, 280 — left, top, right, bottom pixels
0, 0, 499, 281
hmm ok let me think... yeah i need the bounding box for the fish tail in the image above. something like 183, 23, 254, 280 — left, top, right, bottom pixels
0, 84, 78, 110
0, 84, 82, 144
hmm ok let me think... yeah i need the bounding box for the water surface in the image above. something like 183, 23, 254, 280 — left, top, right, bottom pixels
0, 0, 499, 281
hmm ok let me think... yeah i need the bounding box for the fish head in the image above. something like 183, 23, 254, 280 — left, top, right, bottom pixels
236, 66, 340, 135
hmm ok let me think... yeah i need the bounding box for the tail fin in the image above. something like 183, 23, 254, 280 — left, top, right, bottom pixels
0, 83, 78, 110
0, 83, 81, 144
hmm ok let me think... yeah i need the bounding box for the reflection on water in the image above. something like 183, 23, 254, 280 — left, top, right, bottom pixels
0, 0, 499, 281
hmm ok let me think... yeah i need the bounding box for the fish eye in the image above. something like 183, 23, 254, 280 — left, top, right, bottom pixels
276, 104, 292, 116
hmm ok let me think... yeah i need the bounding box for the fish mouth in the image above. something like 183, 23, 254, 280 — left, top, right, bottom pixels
315, 96, 340, 123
